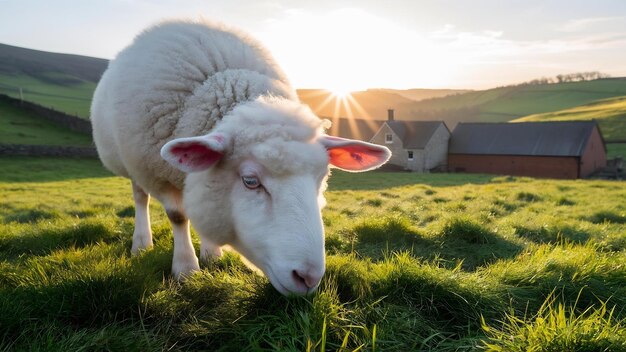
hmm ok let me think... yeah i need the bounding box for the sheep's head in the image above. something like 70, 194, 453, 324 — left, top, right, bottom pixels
161, 97, 391, 295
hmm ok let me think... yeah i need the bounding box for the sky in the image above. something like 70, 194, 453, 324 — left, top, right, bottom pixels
1, 0, 625, 90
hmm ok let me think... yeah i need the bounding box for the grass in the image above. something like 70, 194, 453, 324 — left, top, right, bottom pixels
0, 157, 625, 350
607, 143, 626, 158
514, 96, 626, 142
0, 99, 93, 145
413, 78, 626, 123
0, 73, 96, 118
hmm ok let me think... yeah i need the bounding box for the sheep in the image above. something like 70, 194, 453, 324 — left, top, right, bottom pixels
91, 20, 391, 295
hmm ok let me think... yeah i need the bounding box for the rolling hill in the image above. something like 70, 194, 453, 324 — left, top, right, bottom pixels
408, 78, 626, 124
368, 88, 471, 101
513, 96, 626, 142
2, 42, 626, 130
297, 79, 626, 126
0, 43, 107, 117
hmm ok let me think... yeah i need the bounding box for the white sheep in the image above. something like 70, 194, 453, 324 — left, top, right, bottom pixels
91, 20, 391, 295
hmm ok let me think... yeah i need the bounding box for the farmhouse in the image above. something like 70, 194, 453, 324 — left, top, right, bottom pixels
448, 121, 607, 179
370, 110, 451, 172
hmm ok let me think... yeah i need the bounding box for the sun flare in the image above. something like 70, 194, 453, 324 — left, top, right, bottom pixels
327, 85, 354, 99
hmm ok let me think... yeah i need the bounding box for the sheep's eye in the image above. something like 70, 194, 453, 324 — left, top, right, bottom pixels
242, 176, 261, 189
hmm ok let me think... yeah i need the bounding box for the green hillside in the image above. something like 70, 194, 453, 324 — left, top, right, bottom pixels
0, 43, 106, 118
0, 73, 96, 118
513, 96, 626, 142
0, 99, 92, 145
411, 78, 626, 123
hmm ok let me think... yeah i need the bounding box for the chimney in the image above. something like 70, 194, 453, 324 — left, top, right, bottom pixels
387, 109, 394, 121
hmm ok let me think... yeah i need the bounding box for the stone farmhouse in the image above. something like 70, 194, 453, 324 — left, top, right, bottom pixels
324, 110, 607, 179
369, 110, 451, 172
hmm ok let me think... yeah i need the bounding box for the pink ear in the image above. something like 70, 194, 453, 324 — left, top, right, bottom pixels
160, 133, 228, 173
318, 135, 391, 172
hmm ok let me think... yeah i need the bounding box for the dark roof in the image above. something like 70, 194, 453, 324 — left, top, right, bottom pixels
322, 117, 384, 141
386, 120, 448, 149
449, 121, 599, 157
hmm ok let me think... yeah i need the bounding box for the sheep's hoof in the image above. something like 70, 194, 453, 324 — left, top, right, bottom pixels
131, 242, 153, 255
131, 233, 153, 255
172, 257, 201, 281
200, 245, 223, 263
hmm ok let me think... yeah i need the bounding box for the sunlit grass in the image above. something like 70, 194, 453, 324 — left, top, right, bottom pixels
0, 157, 625, 350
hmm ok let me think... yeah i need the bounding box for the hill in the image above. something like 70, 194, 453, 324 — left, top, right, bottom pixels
408, 78, 626, 124
513, 96, 626, 142
2, 42, 626, 128
367, 88, 471, 101
298, 79, 626, 126
0, 98, 92, 145
296, 89, 417, 119
0, 43, 107, 117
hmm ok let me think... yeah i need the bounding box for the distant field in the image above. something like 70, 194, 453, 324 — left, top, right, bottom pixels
0, 73, 95, 118
607, 143, 626, 158
413, 78, 626, 123
1, 157, 624, 350
513, 96, 626, 142
0, 99, 93, 145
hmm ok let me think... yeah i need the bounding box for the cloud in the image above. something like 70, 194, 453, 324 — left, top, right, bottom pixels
557, 16, 626, 32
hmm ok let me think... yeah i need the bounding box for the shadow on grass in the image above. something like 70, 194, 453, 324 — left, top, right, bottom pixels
334, 216, 524, 271
514, 224, 591, 244
3, 208, 61, 223
327, 170, 498, 191
0, 156, 112, 183
0, 220, 125, 259
503, 262, 626, 319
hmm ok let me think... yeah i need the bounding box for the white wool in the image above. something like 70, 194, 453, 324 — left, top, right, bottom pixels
91, 19, 389, 295
92, 19, 300, 192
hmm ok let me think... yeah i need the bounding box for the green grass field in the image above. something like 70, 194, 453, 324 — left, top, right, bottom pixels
607, 143, 626, 159
1, 157, 625, 351
0, 73, 95, 118
514, 96, 626, 142
0, 99, 93, 146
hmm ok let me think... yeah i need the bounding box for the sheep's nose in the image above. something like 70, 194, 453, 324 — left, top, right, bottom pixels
292, 268, 323, 291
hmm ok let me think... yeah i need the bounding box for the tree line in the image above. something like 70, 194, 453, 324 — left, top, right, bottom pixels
520, 71, 611, 86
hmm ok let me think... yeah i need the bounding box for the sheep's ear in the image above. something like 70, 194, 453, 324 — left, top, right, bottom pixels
161, 133, 229, 173
318, 135, 391, 172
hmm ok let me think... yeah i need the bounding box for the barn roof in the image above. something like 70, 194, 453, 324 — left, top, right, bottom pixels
449, 121, 599, 157
386, 120, 448, 149
322, 117, 383, 141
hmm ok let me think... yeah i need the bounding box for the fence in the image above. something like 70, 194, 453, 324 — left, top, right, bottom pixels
0, 144, 98, 158
0, 94, 92, 135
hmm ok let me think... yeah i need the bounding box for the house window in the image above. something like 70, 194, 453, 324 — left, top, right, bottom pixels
407, 151, 414, 160
385, 134, 393, 143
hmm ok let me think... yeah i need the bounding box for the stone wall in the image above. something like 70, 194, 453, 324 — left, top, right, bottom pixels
0, 94, 92, 135
423, 124, 450, 170
0, 144, 98, 158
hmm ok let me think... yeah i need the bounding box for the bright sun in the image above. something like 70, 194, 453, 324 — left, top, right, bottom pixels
327, 84, 355, 98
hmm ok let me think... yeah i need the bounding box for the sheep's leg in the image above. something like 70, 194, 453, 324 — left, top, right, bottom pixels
200, 238, 222, 262
131, 181, 153, 254
160, 190, 200, 279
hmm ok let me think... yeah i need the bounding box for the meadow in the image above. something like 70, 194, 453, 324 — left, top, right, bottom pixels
515, 96, 626, 142
1, 157, 625, 351
412, 78, 626, 123
0, 99, 93, 146
0, 73, 96, 118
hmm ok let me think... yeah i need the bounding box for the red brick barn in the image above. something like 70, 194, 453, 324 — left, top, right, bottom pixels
448, 121, 607, 179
